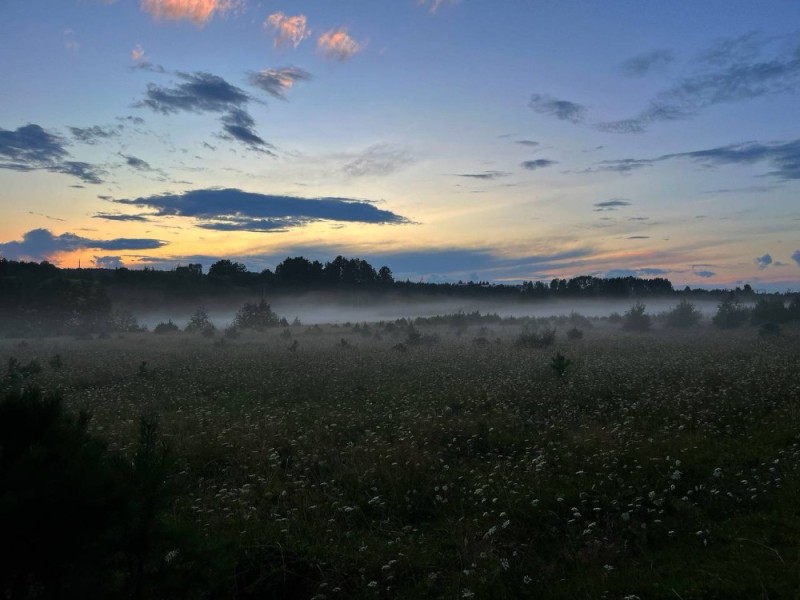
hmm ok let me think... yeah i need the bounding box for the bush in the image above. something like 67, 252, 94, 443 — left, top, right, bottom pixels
759, 322, 782, 337
751, 297, 789, 325
712, 298, 750, 329
550, 352, 572, 378
568, 312, 593, 329
0, 387, 219, 598
234, 299, 279, 331
516, 327, 556, 348
185, 308, 215, 334
566, 327, 584, 340
664, 299, 702, 328
622, 302, 651, 332
110, 309, 144, 333
153, 320, 180, 334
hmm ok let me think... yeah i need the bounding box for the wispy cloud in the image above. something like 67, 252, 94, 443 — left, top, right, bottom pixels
248, 66, 311, 100
317, 28, 361, 61
457, 171, 510, 180
342, 145, 416, 177
131, 44, 145, 61
118, 153, 153, 172
112, 187, 410, 232
417, 0, 460, 14
755, 253, 773, 270
63, 29, 79, 51
93, 213, 152, 222
0, 124, 104, 184
265, 12, 311, 48
140, 0, 238, 25
529, 94, 586, 124
136, 71, 270, 152
137, 70, 249, 114
532, 32, 800, 133
219, 109, 273, 153
515, 140, 539, 147
0, 228, 165, 261
69, 125, 122, 145
594, 198, 632, 211
586, 138, 800, 180
792, 250, 800, 267
620, 49, 675, 77
521, 159, 557, 170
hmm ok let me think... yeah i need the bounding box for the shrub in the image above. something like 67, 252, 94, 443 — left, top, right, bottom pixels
110, 309, 144, 332
566, 327, 584, 340
608, 312, 622, 324
751, 297, 789, 325
234, 299, 279, 331
664, 299, 702, 328
712, 298, 750, 329
622, 302, 651, 332
568, 312, 593, 329
759, 322, 782, 337
185, 308, 215, 334
516, 327, 556, 348
153, 320, 180, 334
550, 352, 572, 378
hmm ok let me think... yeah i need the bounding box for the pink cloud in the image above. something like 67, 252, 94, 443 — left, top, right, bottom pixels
140, 0, 237, 25
265, 12, 310, 48
317, 28, 361, 61
131, 44, 145, 61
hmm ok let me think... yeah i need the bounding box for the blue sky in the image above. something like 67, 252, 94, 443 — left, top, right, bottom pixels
1, 0, 799, 289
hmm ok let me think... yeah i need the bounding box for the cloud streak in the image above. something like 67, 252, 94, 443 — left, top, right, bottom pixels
342, 145, 416, 177
248, 66, 311, 100
457, 171, 509, 180
136, 71, 270, 152
529, 94, 586, 124
521, 159, 557, 170
0, 228, 165, 261
586, 138, 800, 180
112, 187, 410, 232
620, 49, 675, 77
0, 124, 103, 184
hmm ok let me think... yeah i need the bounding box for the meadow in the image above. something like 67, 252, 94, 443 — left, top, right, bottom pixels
2, 312, 800, 599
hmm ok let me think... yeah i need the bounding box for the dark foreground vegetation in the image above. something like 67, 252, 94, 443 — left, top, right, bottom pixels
2, 315, 800, 599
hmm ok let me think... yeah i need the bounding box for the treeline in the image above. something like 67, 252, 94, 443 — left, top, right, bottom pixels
0, 254, 777, 337
2, 255, 683, 300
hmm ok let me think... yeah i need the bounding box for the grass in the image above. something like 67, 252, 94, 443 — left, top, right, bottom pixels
2, 318, 799, 598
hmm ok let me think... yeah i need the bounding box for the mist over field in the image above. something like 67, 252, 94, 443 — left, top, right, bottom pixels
133, 295, 726, 330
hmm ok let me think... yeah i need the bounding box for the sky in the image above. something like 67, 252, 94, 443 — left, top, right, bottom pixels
1, 0, 799, 290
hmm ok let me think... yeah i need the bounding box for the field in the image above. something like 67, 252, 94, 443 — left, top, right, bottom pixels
3, 315, 800, 599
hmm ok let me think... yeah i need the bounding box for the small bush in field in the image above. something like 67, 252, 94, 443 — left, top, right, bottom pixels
154, 320, 180, 334
516, 327, 556, 348
665, 299, 702, 328
751, 297, 789, 325
234, 299, 279, 330
566, 326, 584, 340
550, 352, 572, 378
712, 298, 750, 329
622, 303, 651, 332
759, 322, 782, 337
185, 308, 215, 334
